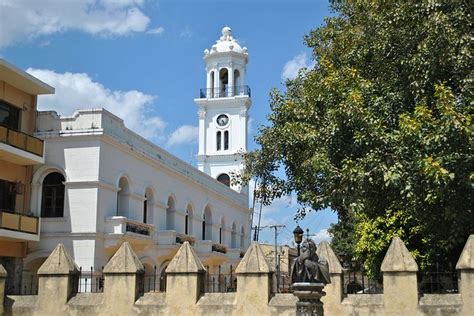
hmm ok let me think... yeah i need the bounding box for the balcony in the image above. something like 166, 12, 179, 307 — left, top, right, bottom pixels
104, 216, 155, 248
199, 85, 251, 99
0, 124, 44, 165
0, 210, 40, 242
156, 231, 196, 246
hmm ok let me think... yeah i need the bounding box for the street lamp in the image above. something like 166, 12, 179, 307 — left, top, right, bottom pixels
293, 225, 304, 256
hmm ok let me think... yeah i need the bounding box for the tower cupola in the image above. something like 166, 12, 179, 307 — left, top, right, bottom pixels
194, 27, 251, 196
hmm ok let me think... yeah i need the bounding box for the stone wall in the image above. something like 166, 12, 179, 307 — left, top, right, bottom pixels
1, 235, 473, 316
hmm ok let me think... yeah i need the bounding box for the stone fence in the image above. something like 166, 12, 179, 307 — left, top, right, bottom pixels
0, 235, 472, 316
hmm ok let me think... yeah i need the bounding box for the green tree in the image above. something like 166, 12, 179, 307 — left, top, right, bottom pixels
240, 0, 473, 276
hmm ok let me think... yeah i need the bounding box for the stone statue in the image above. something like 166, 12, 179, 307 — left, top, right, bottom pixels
291, 239, 331, 284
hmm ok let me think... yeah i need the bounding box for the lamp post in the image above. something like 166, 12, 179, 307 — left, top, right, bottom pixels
293, 225, 304, 256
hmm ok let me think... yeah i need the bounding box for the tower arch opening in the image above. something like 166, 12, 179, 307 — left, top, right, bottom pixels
219, 68, 228, 97
217, 173, 230, 187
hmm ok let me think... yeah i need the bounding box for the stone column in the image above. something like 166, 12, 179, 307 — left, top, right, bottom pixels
317, 241, 343, 313
103, 242, 144, 315
456, 234, 473, 316
235, 241, 273, 315
36, 244, 79, 316
165, 241, 205, 315
0, 264, 6, 315
381, 237, 419, 315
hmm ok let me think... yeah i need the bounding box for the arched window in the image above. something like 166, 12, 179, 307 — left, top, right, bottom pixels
166, 196, 175, 230
240, 226, 246, 249
233, 69, 240, 96
41, 172, 65, 217
143, 194, 148, 224
117, 177, 130, 217
220, 218, 225, 244
217, 174, 230, 187
203, 206, 212, 240
202, 214, 206, 240
185, 205, 193, 235
219, 68, 228, 97
216, 131, 222, 151
224, 131, 229, 150
144, 188, 153, 224
231, 222, 237, 248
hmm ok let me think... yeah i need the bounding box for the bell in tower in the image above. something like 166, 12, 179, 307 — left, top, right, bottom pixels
194, 27, 251, 196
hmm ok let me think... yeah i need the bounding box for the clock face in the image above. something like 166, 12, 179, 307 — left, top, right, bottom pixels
217, 114, 229, 126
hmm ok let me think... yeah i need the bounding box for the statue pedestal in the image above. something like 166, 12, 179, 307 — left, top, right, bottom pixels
292, 282, 326, 316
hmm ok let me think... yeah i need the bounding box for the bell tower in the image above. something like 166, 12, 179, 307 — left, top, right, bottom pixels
194, 26, 251, 195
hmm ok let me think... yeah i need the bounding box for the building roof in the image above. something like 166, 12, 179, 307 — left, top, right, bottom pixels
0, 58, 55, 95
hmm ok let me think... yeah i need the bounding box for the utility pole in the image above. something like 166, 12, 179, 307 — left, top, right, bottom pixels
268, 224, 285, 293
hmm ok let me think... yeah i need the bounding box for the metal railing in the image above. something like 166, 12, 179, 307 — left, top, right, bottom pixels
204, 265, 236, 293
0, 124, 44, 157
5, 274, 38, 295
74, 266, 104, 293
199, 85, 251, 98
418, 263, 459, 294
271, 273, 293, 294
138, 265, 167, 293
126, 222, 151, 236
0, 209, 39, 235
342, 264, 383, 295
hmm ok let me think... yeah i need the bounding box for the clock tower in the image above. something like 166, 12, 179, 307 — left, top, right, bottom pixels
194, 27, 251, 195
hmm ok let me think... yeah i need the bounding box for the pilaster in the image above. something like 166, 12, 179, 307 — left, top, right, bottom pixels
381, 237, 419, 315
235, 241, 273, 315
0, 264, 6, 315
103, 242, 144, 315
456, 234, 474, 316
36, 244, 79, 316
317, 241, 343, 311
165, 241, 205, 314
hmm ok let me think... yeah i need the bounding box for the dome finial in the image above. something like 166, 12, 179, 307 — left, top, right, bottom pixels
221, 26, 232, 41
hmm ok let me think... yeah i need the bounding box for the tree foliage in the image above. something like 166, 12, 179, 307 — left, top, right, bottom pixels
240, 0, 473, 275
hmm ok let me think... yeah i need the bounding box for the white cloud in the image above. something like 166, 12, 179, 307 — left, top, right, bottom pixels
166, 125, 199, 146
281, 52, 315, 81
147, 27, 165, 35
310, 229, 331, 244
27, 68, 166, 140
0, 0, 161, 48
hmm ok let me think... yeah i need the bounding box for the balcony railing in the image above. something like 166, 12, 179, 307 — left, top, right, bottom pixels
199, 85, 251, 98
0, 124, 44, 157
105, 216, 154, 237
0, 210, 39, 235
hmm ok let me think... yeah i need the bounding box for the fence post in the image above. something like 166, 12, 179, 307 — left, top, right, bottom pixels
0, 264, 6, 315
36, 244, 79, 315
456, 234, 473, 316
235, 241, 273, 315
103, 242, 144, 315
381, 237, 419, 315
317, 241, 343, 313
165, 241, 205, 315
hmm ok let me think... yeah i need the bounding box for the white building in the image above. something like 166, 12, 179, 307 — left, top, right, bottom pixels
23, 27, 252, 287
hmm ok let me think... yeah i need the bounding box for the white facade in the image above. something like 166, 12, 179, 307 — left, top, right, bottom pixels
195, 27, 251, 195
25, 109, 250, 277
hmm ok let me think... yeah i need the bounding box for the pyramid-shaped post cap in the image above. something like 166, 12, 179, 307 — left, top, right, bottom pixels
456, 234, 474, 270
37, 244, 79, 275
381, 237, 418, 272
166, 241, 205, 274
103, 242, 144, 274
0, 264, 7, 277
317, 241, 342, 274
236, 242, 272, 274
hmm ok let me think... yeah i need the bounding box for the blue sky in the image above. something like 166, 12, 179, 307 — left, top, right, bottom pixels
0, 0, 337, 245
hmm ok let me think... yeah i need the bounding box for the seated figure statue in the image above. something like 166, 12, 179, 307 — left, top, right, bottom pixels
290, 239, 331, 284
